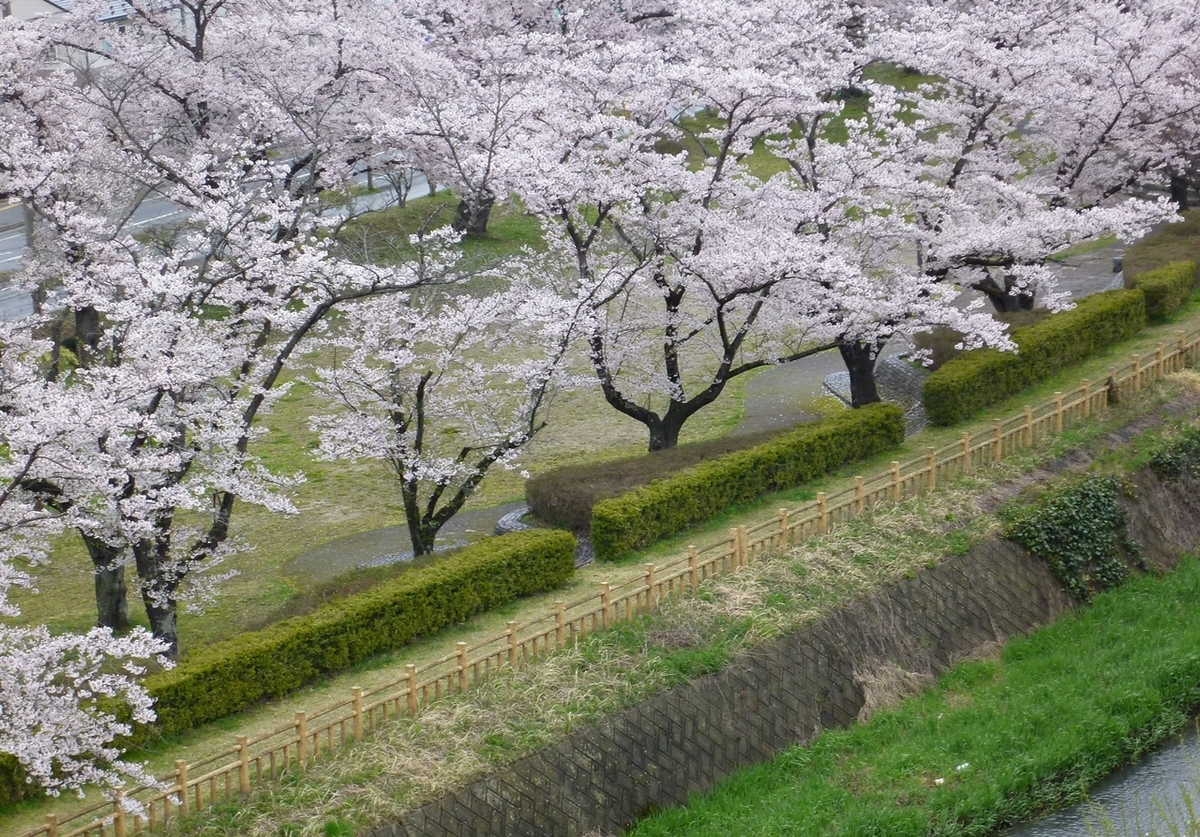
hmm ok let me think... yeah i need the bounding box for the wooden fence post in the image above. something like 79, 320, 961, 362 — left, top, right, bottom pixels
1054, 392, 1063, 434
645, 564, 657, 611
1132, 354, 1141, 391
555, 602, 566, 648
44, 814, 57, 837
1179, 331, 1188, 370
506, 621, 519, 666
1023, 405, 1033, 446
728, 527, 739, 569
457, 642, 469, 692
405, 665, 418, 715
112, 793, 126, 837
237, 735, 251, 793
1156, 343, 1165, 379
817, 492, 828, 535
176, 761, 189, 816
890, 461, 900, 502
854, 477, 864, 514
926, 447, 937, 491
960, 434, 971, 475
295, 712, 308, 764
992, 420, 1002, 461
738, 526, 749, 565
688, 546, 698, 589
1082, 380, 1091, 418
777, 509, 789, 548
350, 689, 364, 742
600, 584, 612, 629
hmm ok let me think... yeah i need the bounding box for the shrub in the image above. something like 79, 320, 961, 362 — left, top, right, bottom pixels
913, 310, 1052, 372
526, 427, 794, 532
923, 289, 1146, 426
1006, 475, 1141, 601
144, 529, 575, 736
0, 754, 36, 807
1129, 261, 1197, 321
590, 404, 905, 561
1146, 421, 1200, 480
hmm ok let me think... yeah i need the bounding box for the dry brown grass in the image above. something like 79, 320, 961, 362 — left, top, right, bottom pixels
855, 663, 936, 724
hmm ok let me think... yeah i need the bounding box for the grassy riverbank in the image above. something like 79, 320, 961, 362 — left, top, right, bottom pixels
629, 556, 1200, 837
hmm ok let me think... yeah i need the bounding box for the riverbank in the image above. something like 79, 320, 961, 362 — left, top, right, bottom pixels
627, 558, 1200, 836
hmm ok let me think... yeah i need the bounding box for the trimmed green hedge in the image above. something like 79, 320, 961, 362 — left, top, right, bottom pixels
145, 529, 576, 736
526, 428, 790, 533
923, 289, 1146, 427
590, 404, 905, 561
1130, 261, 1197, 321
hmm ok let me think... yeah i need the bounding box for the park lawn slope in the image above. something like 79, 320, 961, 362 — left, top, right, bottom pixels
629, 556, 1200, 837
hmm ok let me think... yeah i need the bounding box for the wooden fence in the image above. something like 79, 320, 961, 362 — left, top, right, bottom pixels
20, 329, 1200, 837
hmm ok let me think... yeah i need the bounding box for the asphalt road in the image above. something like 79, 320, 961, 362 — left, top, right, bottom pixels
0, 171, 430, 320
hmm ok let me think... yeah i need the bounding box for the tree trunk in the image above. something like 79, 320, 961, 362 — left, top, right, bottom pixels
401, 480, 439, 557
82, 535, 129, 631
972, 273, 1036, 313
646, 414, 685, 452
838, 341, 881, 408
75, 305, 102, 366
142, 597, 178, 658
452, 194, 494, 238
1171, 173, 1191, 211
134, 538, 179, 657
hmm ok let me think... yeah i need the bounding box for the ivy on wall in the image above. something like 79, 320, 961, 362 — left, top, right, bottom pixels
1006, 476, 1141, 601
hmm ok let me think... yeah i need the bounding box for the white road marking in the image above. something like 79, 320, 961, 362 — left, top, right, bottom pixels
129, 209, 184, 227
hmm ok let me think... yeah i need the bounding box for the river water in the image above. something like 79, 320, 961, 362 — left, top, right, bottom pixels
1004, 727, 1200, 837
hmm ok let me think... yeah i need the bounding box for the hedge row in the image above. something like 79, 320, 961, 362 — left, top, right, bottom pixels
145, 529, 576, 736
923, 288, 1147, 427
590, 403, 905, 561
526, 428, 789, 533
1129, 260, 1198, 321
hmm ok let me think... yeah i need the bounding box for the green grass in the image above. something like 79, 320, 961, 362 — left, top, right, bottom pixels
1125, 211, 1200, 279
335, 191, 545, 266
629, 556, 1200, 837
1051, 233, 1118, 261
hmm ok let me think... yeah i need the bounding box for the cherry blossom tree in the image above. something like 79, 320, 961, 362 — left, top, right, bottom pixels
663, 0, 1016, 407
0, 327, 171, 800
1, 0, 464, 654
311, 237, 582, 555
365, 2, 543, 238
491, 2, 820, 449
878, 0, 1192, 313
504, 0, 1015, 423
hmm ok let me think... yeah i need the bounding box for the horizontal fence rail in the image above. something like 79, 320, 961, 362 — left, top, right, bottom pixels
21, 330, 1200, 837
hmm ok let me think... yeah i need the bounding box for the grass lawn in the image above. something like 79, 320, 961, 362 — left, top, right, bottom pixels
1124, 210, 1200, 278
630, 556, 1200, 837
